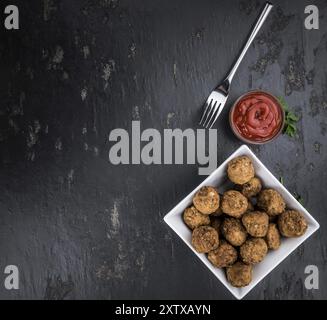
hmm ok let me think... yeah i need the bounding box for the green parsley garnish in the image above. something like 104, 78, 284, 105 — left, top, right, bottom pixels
294, 192, 304, 206
278, 96, 300, 138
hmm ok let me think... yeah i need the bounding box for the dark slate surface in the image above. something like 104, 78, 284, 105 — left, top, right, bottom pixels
0, 0, 326, 300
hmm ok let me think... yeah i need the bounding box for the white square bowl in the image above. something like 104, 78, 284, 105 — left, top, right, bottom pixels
163, 144, 320, 300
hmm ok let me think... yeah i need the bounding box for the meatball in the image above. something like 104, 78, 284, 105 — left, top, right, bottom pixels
278, 210, 307, 237
192, 226, 219, 253
226, 261, 252, 287
208, 240, 237, 268
221, 218, 247, 246
193, 186, 220, 215
265, 223, 281, 250
227, 156, 255, 185
221, 190, 248, 218
183, 206, 210, 230
242, 211, 269, 237
240, 238, 268, 264
240, 177, 262, 198
210, 216, 222, 234
257, 189, 286, 216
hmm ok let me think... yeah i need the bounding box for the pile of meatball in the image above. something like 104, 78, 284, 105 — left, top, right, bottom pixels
183, 155, 308, 287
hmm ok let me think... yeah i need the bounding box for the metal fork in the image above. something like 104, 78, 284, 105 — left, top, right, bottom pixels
199, 2, 273, 129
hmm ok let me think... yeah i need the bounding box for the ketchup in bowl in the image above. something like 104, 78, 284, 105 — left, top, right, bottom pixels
230, 91, 284, 144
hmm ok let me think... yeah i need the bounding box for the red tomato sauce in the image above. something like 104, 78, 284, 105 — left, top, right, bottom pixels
232, 92, 283, 142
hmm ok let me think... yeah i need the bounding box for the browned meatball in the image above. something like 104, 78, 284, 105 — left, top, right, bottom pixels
183, 206, 210, 230
240, 238, 268, 264
226, 261, 252, 287
227, 156, 255, 185
210, 216, 222, 234
221, 218, 247, 246
278, 210, 308, 237
242, 211, 269, 237
240, 177, 262, 198
208, 240, 237, 268
192, 226, 219, 253
193, 186, 220, 215
265, 223, 281, 250
257, 189, 286, 216
221, 190, 248, 218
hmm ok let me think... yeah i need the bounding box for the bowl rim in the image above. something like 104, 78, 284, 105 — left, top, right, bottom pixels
229, 90, 285, 145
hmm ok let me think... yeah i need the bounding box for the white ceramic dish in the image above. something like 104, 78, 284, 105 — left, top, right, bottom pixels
163, 144, 320, 300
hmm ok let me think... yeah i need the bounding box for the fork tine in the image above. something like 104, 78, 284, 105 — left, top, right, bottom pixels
204, 101, 218, 128
199, 99, 212, 125
209, 103, 222, 128
202, 100, 217, 128
206, 107, 218, 129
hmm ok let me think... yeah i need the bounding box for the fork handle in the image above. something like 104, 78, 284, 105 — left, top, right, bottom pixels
224, 2, 273, 86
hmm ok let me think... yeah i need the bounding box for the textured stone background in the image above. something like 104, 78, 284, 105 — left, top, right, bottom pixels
0, 0, 326, 299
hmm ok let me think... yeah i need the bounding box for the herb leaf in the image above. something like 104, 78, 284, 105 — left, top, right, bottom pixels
286, 113, 299, 122
294, 192, 304, 206
278, 96, 300, 138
